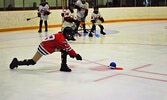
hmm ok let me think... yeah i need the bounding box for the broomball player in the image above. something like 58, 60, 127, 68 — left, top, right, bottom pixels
38, 0, 50, 33
89, 6, 106, 37
10, 27, 82, 72
61, 4, 78, 35
75, 0, 89, 33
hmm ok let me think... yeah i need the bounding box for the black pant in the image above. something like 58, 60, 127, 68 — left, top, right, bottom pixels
90, 24, 104, 33
39, 20, 48, 32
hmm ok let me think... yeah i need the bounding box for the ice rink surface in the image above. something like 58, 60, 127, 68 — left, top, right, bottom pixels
0, 21, 167, 100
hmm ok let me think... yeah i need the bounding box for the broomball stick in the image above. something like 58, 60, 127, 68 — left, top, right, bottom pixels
83, 58, 123, 70
26, 16, 38, 21
86, 19, 100, 38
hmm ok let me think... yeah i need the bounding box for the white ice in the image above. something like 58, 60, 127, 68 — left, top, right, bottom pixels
0, 21, 167, 100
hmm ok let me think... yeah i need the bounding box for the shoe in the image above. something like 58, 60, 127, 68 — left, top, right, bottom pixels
89, 32, 93, 37
101, 31, 106, 35
45, 30, 48, 32
10, 58, 18, 69
38, 30, 42, 33
60, 64, 72, 72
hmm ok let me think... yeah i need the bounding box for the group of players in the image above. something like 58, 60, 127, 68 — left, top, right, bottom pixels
9, 0, 106, 72
37, 0, 106, 37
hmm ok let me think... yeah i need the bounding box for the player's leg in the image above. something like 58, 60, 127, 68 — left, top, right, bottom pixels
75, 21, 81, 33
38, 20, 43, 33
99, 24, 106, 35
9, 52, 42, 70
44, 20, 48, 32
81, 18, 88, 33
60, 51, 71, 72
89, 24, 96, 37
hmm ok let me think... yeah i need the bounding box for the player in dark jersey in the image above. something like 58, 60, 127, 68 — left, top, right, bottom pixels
9, 27, 82, 72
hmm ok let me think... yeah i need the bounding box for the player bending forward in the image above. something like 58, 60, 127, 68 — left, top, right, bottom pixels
10, 27, 82, 72
89, 6, 106, 37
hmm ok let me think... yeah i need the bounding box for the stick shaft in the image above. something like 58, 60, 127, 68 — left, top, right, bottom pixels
30, 16, 38, 19
83, 59, 108, 67
83, 59, 123, 70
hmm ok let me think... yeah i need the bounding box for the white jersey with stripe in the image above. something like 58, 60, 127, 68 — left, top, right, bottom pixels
62, 9, 75, 28
75, 0, 89, 18
91, 11, 103, 25
38, 4, 50, 21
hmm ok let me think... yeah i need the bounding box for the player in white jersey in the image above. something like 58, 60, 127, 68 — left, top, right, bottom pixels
61, 4, 78, 41
38, 1, 50, 33
62, 4, 77, 31
89, 6, 106, 37
75, 0, 89, 33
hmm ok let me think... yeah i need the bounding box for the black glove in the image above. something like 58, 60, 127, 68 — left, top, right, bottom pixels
37, 13, 41, 17
91, 20, 95, 23
76, 54, 82, 60
99, 17, 104, 23
44, 11, 50, 16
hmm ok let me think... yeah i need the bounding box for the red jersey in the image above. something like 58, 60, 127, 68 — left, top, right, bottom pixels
37, 33, 77, 56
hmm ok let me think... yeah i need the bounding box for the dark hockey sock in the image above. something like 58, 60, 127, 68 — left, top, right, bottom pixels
44, 21, 48, 32
76, 21, 81, 31
83, 24, 87, 33
18, 59, 36, 66
91, 24, 96, 32
99, 25, 106, 35
60, 52, 71, 72
99, 25, 104, 32
38, 20, 43, 32
61, 52, 67, 64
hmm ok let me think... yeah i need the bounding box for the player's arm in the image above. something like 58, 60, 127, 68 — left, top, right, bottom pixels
44, 5, 50, 15
84, 3, 89, 18
91, 14, 96, 23
37, 6, 42, 17
64, 11, 76, 23
74, 1, 81, 11
61, 43, 82, 60
98, 12, 104, 23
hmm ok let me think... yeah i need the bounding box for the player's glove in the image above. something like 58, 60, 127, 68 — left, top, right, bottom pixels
61, 12, 64, 17
76, 54, 82, 60
99, 17, 104, 23
91, 20, 96, 23
37, 13, 41, 17
44, 11, 50, 16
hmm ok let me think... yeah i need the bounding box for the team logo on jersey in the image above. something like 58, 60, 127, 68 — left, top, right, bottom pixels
62, 41, 67, 43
